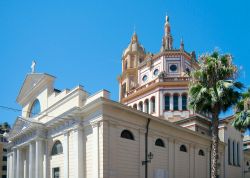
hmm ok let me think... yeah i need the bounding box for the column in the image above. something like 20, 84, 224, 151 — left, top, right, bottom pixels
10, 153, 13, 178
91, 122, 100, 178
179, 94, 182, 111
149, 99, 152, 114
44, 141, 48, 178
73, 125, 84, 178
24, 149, 29, 178
170, 95, 173, 110
64, 132, 69, 178
16, 148, 24, 178
143, 101, 147, 113
13, 149, 17, 178
29, 142, 35, 178
35, 140, 44, 178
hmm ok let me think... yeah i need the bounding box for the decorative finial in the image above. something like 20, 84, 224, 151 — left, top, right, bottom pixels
31, 60, 36, 73
180, 37, 184, 50
133, 24, 136, 34
166, 14, 169, 23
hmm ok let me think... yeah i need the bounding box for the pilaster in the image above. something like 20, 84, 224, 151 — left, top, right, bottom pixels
64, 131, 69, 178
91, 121, 100, 178
73, 124, 84, 178
189, 144, 195, 178
168, 138, 175, 178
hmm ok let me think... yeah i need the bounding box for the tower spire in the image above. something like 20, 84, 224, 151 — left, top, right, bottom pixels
161, 15, 173, 51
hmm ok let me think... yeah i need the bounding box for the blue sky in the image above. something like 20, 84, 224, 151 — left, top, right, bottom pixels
0, 0, 250, 125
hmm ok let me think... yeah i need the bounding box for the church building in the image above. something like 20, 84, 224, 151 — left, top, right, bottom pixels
6, 16, 250, 178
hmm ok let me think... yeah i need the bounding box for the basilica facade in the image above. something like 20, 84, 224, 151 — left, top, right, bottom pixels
6, 16, 250, 178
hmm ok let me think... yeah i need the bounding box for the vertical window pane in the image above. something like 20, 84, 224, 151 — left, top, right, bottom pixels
53, 167, 60, 178
145, 100, 149, 113
165, 95, 170, 111
228, 139, 231, 164
174, 95, 179, 111
237, 143, 240, 166
233, 141, 235, 165
152, 98, 155, 113
182, 95, 187, 110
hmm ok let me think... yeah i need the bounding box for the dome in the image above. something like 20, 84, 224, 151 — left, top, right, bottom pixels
122, 32, 145, 57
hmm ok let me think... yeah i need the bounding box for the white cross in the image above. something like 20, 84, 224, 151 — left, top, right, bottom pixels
31, 60, 36, 73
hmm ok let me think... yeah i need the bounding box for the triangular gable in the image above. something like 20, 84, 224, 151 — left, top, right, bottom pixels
16, 73, 55, 105
8, 117, 44, 140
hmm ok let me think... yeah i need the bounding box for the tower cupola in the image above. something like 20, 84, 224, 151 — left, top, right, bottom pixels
123, 32, 145, 57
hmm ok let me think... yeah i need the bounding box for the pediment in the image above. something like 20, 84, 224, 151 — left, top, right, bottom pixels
16, 73, 55, 105
8, 117, 44, 139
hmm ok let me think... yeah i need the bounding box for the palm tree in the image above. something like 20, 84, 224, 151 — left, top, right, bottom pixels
188, 51, 243, 178
232, 88, 250, 131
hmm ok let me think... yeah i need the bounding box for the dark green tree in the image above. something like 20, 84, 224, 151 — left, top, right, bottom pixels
232, 88, 250, 131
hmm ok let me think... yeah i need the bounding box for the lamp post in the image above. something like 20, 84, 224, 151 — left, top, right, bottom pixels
142, 152, 154, 165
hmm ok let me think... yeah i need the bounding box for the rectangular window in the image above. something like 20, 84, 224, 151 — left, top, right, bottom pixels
2, 166, 7, 171
233, 141, 235, 165
2, 156, 7, 161
173, 95, 179, 111
53, 167, 60, 178
237, 143, 240, 166
164, 95, 170, 111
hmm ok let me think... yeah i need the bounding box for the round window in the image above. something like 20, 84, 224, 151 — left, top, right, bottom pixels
170, 64, 177, 72
142, 75, 148, 82
153, 69, 159, 76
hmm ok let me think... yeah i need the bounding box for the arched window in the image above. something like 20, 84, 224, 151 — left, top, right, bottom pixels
228, 139, 231, 165
164, 94, 170, 111
182, 94, 187, 110
155, 138, 165, 147
173, 94, 179, 111
198, 149, 205, 156
29, 99, 41, 117
247, 161, 249, 166
133, 104, 137, 109
180, 145, 187, 152
121, 130, 134, 140
51, 141, 63, 156
139, 102, 143, 111
151, 97, 155, 113
124, 61, 128, 70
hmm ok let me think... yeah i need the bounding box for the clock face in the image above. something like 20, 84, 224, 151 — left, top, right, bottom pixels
170, 64, 177, 72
